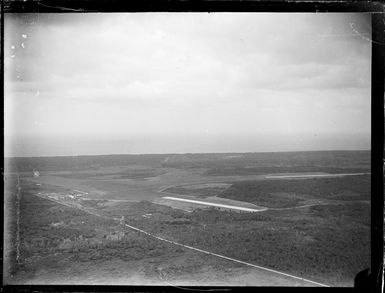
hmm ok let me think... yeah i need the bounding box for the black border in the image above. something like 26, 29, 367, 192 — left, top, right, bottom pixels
370, 12, 385, 293
2, 0, 385, 13
2, 1, 384, 292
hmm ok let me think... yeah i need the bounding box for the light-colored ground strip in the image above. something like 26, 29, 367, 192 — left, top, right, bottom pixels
162, 196, 267, 212
152, 198, 195, 212
34, 192, 329, 287
73, 189, 89, 194
265, 173, 369, 179
158, 185, 263, 210
269, 203, 323, 211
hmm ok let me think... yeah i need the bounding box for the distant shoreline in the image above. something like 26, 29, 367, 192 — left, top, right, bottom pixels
4, 149, 371, 160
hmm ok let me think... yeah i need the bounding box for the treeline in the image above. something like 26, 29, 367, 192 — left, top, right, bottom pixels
161, 150, 370, 169
205, 166, 370, 176
5, 150, 370, 173
4, 154, 168, 172
59, 168, 166, 180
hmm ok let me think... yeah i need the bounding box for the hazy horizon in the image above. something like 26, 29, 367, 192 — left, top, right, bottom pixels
4, 147, 371, 159
5, 132, 370, 158
5, 13, 371, 157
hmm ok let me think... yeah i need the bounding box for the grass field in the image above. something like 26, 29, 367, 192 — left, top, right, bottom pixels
163, 183, 231, 198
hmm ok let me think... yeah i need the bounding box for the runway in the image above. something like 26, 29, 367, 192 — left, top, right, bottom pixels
161, 196, 268, 212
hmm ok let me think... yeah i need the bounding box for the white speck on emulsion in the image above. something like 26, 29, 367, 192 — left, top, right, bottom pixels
21, 43, 25, 49
22, 34, 27, 39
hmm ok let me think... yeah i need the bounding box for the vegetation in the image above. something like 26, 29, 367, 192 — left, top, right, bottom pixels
5, 182, 181, 283
127, 200, 370, 287
4, 151, 371, 286
205, 166, 369, 176
59, 168, 166, 180
5, 150, 370, 173
220, 175, 370, 207
164, 186, 227, 198
79, 199, 108, 209
161, 150, 370, 170
4, 154, 168, 172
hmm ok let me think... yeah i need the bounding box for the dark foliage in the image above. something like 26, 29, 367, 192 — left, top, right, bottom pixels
59, 168, 166, 180
164, 186, 226, 198
221, 175, 370, 207
132, 200, 370, 286
5, 150, 370, 173
7, 189, 180, 279
5, 154, 168, 172
205, 166, 370, 176
162, 150, 370, 170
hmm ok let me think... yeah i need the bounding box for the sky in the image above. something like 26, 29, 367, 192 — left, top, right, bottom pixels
4, 13, 372, 157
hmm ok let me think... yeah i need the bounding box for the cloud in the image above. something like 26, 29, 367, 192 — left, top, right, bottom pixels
4, 13, 371, 155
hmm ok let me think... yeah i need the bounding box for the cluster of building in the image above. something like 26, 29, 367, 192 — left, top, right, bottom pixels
43, 192, 85, 201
